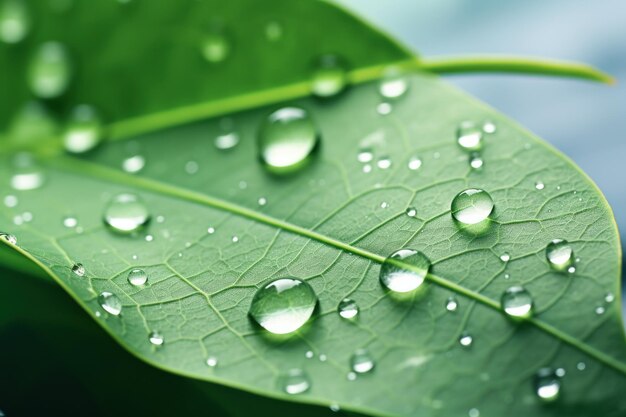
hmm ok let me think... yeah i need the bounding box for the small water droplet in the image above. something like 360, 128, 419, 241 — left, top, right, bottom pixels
555, 368, 566, 378
567, 266, 576, 274
595, 306, 605, 315
249, 278, 317, 335
500, 253, 510, 262
535, 181, 545, 190
128, 268, 148, 286
319, 354, 327, 362
546, 239, 574, 271
445, 296, 458, 312
63, 105, 103, 154
459, 332, 473, 347
0, 232, 18, 245
347, 372, 357, 381
534, 368, 560, 402
214, 132, 240, 150
3, 195, 18, 208
377, 156, 391, 169
258, 107, 319, 173
0, 0, 30, 44
72, 263, 85, 277
231, 235, 239, 243
379, 69, 408, 99
330, 404, 341, 412
63, 216, 78, 228
280, 369, 310, 395
338, 298, 359, 319
350, 349, 375, 373
468, 408, 480, 417
405, 207, 417, 218
28, 41, 72, 99
122, 155, 146, 174
207, 227, 215, 234
576, 362, 586, 371
258, 197, 267, 206
469, 153, 484, 169
380, 201, 389, 209
305, 350, 314, 359
380, 249, 430, 293
451, 189, 494, 225
149, 331, 164, 346
362, 164, 372, 173
10, 153, 45, 191
408, 156, 422, 170
376, 102, 392, 115
456, 121, 483, 151
98, 291, 122, 316
357, 148, 373, 163
482, 121, 497, 134
206, 356, 218, 368
103, 193, 151, 234
605, 292, 615, 303
201, 29, 230, 63
185, 160, 199, 174
501, 286, 533, 319
264, 21, 282, 41
145, 235, 153, 242
311, 55, 347, 98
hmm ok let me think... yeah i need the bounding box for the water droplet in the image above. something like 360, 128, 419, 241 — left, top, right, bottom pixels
451, 189, 494, 225
347, 372, 357, 381
500, 253, 510, 262
379, 70, 408, 99
98, 291, 122, 316
605, 292, 615, 303
63, 105, 103, 154
258, 197, 267, 206
305, 350, 314, 359
10, 153, 45, 191
0, 232, 17, 245
362, 164, 372, 173
207, 227, 215, 234
534, 368, 560, 402
149, 331, 164, 346
445, 296, 458, 312
468, 408, 480, 417
258, 107, 319, 173
330, 404, 341, 412
3, 195, 18, 208
145, 235, 153, 242
482, 121, 497, 134
379, 249, 430, 293
265, 21, 283, 41
456, 122, 483, 151
501, 286, 533, 319
595, 306, 605, 315
377, 156, 391, 169
555, 368, 566, 378
28, 41, 72, 99
214, 132, 240, 150
535, 181, 545, 190
459, 332, 473, 347
380, 201, 389, 209
405, 207, 417, 218
185, 160, 199, 174
469, 153, 484, 169
408, 156, 422, 170
0, 0, 29, 44
206, 356, 218, 368
350, 349, 375, 373
72, 263, 85, 277
376, 102, 392, 115
567, 266, 576, 274
63, 216, 78, 228
546, 239, 574, 271
201, 29, 229, 63
576, 362, 586, 371
311, 55, 347, 98
338, 298, 359, 319
231, 236, 239, 243
357, 148, 373, 163
249, 278, 317, 335
128, 268, 148, 286
319, 353, 327, 362
280, 369, 310, 395
103, 193, 151, 234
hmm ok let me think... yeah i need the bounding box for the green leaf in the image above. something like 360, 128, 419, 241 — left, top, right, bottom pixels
1, 1, 625, 416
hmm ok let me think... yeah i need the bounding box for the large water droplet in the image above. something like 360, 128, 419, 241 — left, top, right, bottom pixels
311, 55, 347, 98
28, 41, 72, 99
451, 189, 494, 225
103, 193, 151, 234
350, 349, 375, 373
379, 249, 430, 293
338, 298, 359, 319
280, 369, 310, 395
0, 0, 30, 44
63, 105, 103, 154
201, 30, 229, 63
98, 291, 122, 316
501, 286, 533, 319
457, 121, 483, 151
379, 69, 408, 99
128, 268, 148, 286
546, 239, 574, 271
258, 107, 319, 174
0, 232, 17, 245
534, 368, 560, 402
10, 153, 45, 191
149, 331, 164, 346
249, 278, 317, 335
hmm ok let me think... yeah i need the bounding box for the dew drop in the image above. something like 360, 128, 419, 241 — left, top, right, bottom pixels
469, 153, 484, 169
534, 368, 560, 402
555, 368, 566, 378
185, 160, 199, 174
379, 248, 430, 293
451, 189, 494, 225
305, 350, 314, 359
338, 298, 359, 319
605, 292, 615, 303
10, 153, 45, 191
468, 408, 480, 417
128, 268, 148, 286
379, 70, 408, 99
63, 105, 103, 154
207, 227, 215, 234
280, 369, 310, 395
3, 195, 18, 207
500, 253, 510, 262
376, 102, 392, 115
380, 201, 389, 209
405, 207, 417, 218
63, 216, 78, 228
501, 286, 533, 319
258, 107, 319, 173
595, 306, 605, 315
149, 331, 164, 346
249, 278, 317, 335
0, 232, 17, 245
264, 21, 282, 41
347, 372, 357, 381
546, 239, 574, 271
330, 404, 341, 412
201, 30, 229, 63
28, 41, 72, 99
362, 164, 372, 173
0, 0, 29, 44
231, 235, 239, 243
72, 263, 85, 277
576, 362, 586, 371
377, 156, 391, 169
535, 181, 545, 190
350, 349, 375, 373
459, 332, 473, 347
408, 156, 422, 170
456, 121, 483, 151
445, 296, 458, 312
482, 121, 497, 134
258, 197, 267, 206
311, 55, 347, 98
357, 148, 373, 163
122, 155, 146, 174
214, 132, 240, 150
98, 291, 122, 316
206, 356, 218, 368
103, 193, 151, 234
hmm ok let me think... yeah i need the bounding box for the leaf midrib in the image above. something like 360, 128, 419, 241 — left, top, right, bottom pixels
42, 154, 626, 375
